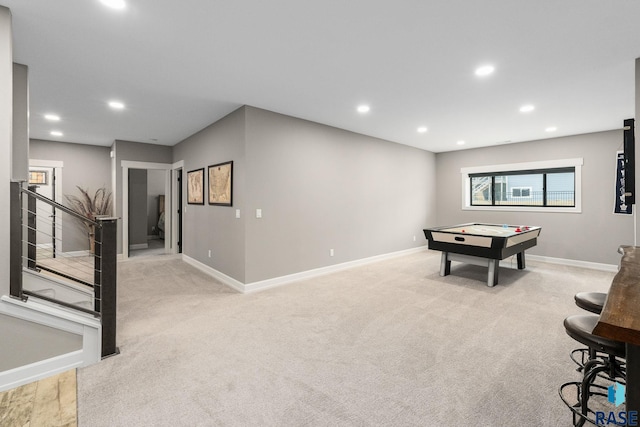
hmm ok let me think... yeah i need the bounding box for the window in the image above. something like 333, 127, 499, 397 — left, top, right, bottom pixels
512, 187, 532, 198
462, 158, 583, 213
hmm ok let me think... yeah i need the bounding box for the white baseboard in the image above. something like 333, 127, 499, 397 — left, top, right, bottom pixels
527, 254, 618, 272
181, 256, 245, 293
183, 247, 617, 294
182, 246, 428, 294
244, 246, 428, 293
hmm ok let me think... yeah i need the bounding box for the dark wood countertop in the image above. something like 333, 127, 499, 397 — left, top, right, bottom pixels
593, 245, 640, 346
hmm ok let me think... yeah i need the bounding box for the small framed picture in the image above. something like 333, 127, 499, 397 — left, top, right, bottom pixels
29, 170, 48, 185
187, 168, 204, 205
208, 161, 233, 206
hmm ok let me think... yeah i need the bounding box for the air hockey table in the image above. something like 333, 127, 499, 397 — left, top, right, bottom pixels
423, 223, 542, 286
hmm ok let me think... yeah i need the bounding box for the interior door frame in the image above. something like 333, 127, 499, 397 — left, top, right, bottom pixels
171, 161, 184, 254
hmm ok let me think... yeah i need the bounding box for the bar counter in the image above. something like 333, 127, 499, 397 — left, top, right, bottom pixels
593, 245, 640, 416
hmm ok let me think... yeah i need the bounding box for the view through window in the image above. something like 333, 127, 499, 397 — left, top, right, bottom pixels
470, 168, 575, 207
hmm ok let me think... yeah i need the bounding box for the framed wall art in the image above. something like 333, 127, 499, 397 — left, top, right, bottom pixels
208, 161, 233, 206
29, 170, 48, 185
187, 168, 204, 205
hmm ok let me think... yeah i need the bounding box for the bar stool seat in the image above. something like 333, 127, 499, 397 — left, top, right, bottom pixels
574, 292, 607, 314
563, 314, 625, 357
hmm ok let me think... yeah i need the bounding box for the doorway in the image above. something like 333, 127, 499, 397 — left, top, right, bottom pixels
28, 160, 63, 260
127, 168, 167, 257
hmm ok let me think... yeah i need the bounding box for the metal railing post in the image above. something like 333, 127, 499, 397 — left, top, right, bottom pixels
96, 217, 119, 358
93, 226, 102, 314
10, 182, 24, 300
26, 185, 37, 270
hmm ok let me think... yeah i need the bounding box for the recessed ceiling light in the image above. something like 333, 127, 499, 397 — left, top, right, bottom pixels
44, 114, 60, 121
108, 100, 125, 110
519, 104, 535, 113
50, 131, 63, 137
100, 0, 126, 10
417, 126, 428, 133
457, 140, 465, 146
545, 126, 557, 132
357, 105, 370, 114
475, 65, 495, 77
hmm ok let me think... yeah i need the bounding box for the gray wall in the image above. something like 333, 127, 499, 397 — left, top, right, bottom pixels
128, 169, 148, 246
435, 130, 634, 265
12, 63, 27, 181
244, 107, 435, 283
0, 314, 82, 371
30, 139, 112, 252
172, 106, 436, 284
172, 107, 247, 282
112, 140, 172, 253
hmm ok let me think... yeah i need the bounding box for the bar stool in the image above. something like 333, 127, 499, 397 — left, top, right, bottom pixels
571, 292, 607, 368
574, 292, 606, 314
560, 314, 626, 426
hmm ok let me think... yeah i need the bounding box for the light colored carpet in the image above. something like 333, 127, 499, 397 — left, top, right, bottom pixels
77, 250, 614, 426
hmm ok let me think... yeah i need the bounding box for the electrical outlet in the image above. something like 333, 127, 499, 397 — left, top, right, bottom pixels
208, 250, 211, 258
330, 249, 334, 257
256, 208, 262, 218
413, 235, 416, 241
236, 209, 240, 219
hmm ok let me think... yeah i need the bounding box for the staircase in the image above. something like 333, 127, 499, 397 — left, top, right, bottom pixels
1, 181, 118, 392
471, 176, 492, 203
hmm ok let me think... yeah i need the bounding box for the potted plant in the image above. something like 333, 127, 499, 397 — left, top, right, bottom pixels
65, 186, 113, 254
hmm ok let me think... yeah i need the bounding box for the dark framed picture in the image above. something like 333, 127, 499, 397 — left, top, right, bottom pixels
187, 168, 204, 205
208, 161, 233, 206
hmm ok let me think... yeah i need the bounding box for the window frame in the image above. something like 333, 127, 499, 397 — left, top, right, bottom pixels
461, 158, 583, 213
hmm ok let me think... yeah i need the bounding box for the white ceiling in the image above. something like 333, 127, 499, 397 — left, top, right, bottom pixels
2, 0, 640, 153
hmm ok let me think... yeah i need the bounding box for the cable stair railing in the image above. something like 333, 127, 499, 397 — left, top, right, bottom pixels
9, 181, 119, 358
